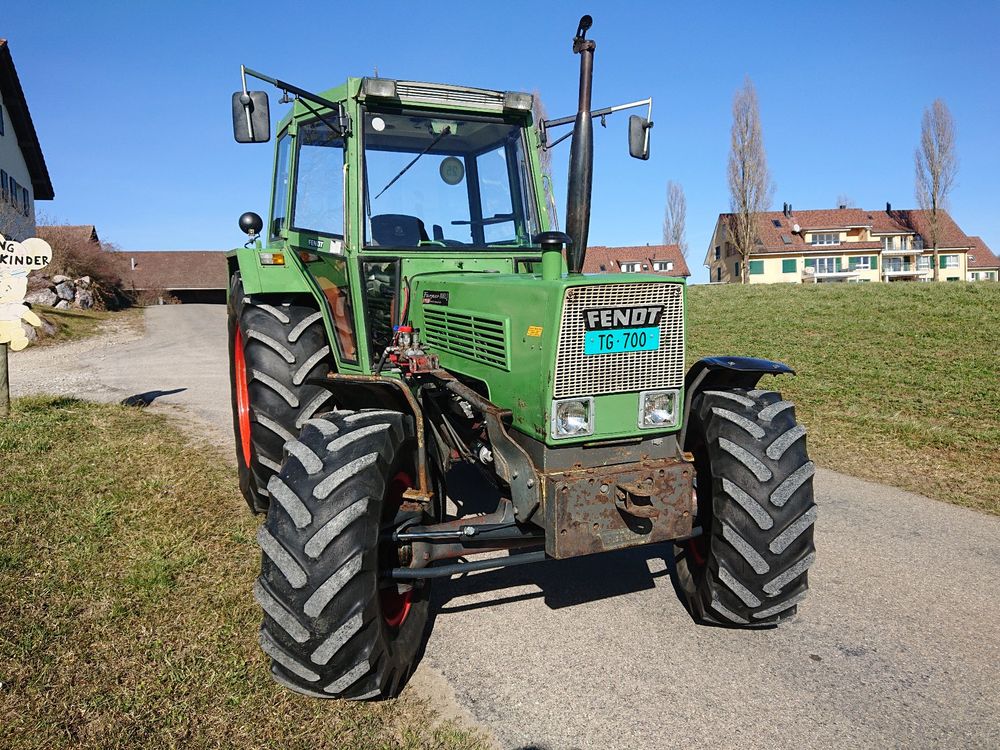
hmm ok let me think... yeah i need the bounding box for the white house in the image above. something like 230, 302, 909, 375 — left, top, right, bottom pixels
0, 38, 53, 241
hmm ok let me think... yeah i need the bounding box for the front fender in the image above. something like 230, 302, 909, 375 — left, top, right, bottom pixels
679, 356, 794, 447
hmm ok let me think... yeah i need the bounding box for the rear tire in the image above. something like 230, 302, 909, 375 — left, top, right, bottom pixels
228, 272, 334, 513
254, 409, 431, 700
677, 387, 816, 626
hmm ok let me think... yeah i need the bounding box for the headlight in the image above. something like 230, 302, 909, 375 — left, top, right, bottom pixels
551, 397, 594, 439
638, 389, 679, 429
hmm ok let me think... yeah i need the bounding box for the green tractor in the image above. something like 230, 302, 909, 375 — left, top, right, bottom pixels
227, 16, 816, 701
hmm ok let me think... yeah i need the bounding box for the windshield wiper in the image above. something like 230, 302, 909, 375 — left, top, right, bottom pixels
372, 125, 452, 201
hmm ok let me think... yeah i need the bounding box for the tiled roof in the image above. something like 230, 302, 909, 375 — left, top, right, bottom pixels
0, 40, 53, 200
711, 207, 973, 258
584, 244, 690, 276
123, 251, 228, 290
967, 236, 1000, 270
36, 224, 100, 247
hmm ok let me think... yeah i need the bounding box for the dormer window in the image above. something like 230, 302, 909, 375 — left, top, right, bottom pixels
810, 232, 840, 246
620, 262, 641, 272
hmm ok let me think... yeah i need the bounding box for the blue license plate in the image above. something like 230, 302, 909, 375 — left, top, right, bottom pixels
584, 326, 660, 355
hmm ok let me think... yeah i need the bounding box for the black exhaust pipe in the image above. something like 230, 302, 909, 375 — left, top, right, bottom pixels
564, 15, 595, 274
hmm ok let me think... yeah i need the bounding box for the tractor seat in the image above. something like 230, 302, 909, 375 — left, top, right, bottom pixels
370, 214, 429, 247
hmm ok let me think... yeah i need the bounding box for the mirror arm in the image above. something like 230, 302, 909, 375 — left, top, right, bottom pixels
243, 65, 347, 126
541, 97, 652, 150
542, 97, 652, 130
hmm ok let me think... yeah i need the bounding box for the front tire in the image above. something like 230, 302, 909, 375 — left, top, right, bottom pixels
254, 409, 431, 700
677, 387, 817, 626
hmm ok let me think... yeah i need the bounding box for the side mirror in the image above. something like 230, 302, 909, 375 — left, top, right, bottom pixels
628, 114, 651, 160
232, 91, 271, 143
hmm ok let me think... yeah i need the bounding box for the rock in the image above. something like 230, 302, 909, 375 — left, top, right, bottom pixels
52, 274, 71, 284
75, 276, 92, 288
20, 321, 38, 343
75, 289, 94, 309
40, 319, 57, 336
55, 281, 75, 301
25, 288, 58, 307
55, 300, 71, 310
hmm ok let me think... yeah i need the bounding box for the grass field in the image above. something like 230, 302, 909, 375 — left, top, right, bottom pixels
0, 398, 485, 750
687, 281, 1000, 514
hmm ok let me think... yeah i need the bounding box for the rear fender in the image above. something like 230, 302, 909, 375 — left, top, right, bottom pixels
679, 356, 794, 448
226, 247, 317, 299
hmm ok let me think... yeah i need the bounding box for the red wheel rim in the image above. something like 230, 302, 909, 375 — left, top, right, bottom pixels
233, 325, 253, 466
381, 470, 414, 628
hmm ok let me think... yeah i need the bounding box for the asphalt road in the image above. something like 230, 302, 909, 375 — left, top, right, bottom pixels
12, 305, 1000, 749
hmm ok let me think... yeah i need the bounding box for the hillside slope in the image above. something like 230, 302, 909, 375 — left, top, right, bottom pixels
687, 282, 999, 513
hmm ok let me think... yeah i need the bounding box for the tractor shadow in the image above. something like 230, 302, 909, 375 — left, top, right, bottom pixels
428, 464, 691, 619
121, 387, 187, 407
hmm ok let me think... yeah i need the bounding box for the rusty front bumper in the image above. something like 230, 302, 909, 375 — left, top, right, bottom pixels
542, 456, 695, 559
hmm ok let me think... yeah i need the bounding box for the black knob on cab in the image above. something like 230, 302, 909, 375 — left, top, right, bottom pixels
239, 211, 264, 237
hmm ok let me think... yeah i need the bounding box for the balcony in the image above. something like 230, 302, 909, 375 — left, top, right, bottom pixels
883, 262, 931, 277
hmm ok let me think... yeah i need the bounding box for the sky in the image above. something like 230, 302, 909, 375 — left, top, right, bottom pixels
5, 1, 999, 284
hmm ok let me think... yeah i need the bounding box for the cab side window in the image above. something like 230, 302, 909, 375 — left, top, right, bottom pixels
270, 131, 292, 240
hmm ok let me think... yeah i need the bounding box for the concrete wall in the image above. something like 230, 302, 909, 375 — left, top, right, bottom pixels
0, 89, 37, 241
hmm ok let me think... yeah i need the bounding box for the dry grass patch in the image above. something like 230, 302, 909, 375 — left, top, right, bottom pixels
687, 282, 999, 514
26, 306, 143, 347
0, 397, 486, 750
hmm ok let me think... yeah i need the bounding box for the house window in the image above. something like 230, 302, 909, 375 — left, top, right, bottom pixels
716, 267, 722, 282
749, 260, 764, 275
900, 237, 910, 252
8, 177, 17, 207
914, 236, 924, 250
0, 170, 6, 201
782, 258, 797, 273
917, 256, 931, 271
816, 257, 837, 274
848, 256, 871, 270
734, 261, 741, 277
940, 255, 959, 269
599, 264, 606, 271
882, 236, 895, 251
714, 245, 721, 260
653, 261, 672, 271
21, 187, 28, 217
810, 232, 840, 246
620, 262, 641, 272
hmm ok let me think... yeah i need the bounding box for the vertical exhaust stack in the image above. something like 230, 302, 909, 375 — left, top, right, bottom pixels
564, 15, 596, 274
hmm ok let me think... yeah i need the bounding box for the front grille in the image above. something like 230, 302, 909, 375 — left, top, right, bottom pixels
553, 283, 685, 398
395, 82, 506, 111
422, 307, 509, 370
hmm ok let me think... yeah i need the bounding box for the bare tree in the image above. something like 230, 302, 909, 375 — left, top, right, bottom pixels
726, 77, 772, 283
914, 99, 958, 281
533, 91, 560, 229
835, 193, 855, 208
662, 181, 688, 259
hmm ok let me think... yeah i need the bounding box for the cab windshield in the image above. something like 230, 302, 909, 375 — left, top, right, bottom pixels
363, 109, 540, 248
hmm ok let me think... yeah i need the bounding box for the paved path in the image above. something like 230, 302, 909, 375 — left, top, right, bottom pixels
13, 305, 1000, 749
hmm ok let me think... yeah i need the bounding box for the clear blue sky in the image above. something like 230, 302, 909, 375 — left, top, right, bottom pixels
6, 1, 999, 283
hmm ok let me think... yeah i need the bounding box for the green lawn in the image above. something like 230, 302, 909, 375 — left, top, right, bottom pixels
0, 397, 485, 750
687, 281, 1000, 514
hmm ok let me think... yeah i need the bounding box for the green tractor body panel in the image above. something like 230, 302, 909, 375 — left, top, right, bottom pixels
228, 76, 688, 444
407, 270, 686, 445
